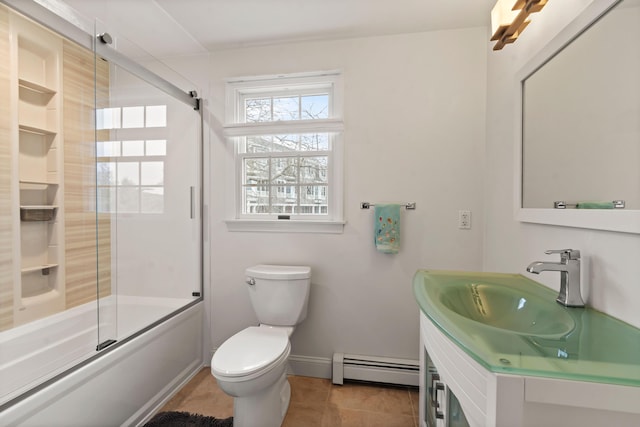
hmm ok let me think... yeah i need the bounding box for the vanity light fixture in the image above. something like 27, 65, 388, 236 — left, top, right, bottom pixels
491, 0, 548, 50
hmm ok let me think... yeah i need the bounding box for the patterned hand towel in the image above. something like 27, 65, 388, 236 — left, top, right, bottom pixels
374, 204, 401, 254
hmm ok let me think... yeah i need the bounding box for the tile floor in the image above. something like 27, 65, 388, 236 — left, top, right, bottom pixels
160, 367, 420, 427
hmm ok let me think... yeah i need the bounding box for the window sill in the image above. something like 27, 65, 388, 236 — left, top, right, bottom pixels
225, 219, 345, 234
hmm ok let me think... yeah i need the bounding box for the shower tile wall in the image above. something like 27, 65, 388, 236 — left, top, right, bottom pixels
0, 6, 113, 330
62, 39, 111, 308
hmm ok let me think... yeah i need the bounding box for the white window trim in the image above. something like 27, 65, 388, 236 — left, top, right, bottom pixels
223, 118, 344, 138
224, 219, 345, 234
223, 71, 345, 233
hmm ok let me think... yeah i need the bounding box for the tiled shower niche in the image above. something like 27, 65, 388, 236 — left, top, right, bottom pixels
13, 13, 65, 325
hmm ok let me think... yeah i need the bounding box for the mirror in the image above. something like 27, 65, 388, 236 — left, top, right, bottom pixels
516, 0, 640, 233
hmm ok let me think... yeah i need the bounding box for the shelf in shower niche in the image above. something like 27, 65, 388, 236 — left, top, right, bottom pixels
21, 263, 59, 274
19, 124, 56, 136
20, 205, 58, 221
18, 78, 57, 95
20, 179, 59, 187
20, 289, 61, 307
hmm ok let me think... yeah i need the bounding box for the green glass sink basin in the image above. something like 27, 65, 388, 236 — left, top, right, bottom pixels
414, 270, 640, 387
439, 281, 575, 338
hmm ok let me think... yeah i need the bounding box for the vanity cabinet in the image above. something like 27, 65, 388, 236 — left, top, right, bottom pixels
422, 343, 470, 427
419, 312, 640, 427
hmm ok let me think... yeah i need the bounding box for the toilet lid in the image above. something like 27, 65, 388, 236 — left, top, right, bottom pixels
212, 327, 289, 378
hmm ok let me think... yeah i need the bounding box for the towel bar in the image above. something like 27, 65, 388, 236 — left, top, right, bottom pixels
361, 202, 416, 210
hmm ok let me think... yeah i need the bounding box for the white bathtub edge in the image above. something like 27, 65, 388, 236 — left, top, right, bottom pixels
0, 302, 204, 427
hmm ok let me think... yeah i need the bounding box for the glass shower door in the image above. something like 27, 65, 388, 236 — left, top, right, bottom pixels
0, 2, 202, 408
93, 23, 202, 348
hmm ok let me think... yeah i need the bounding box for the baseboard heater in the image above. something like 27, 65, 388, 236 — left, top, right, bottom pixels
332, 353, 419, 387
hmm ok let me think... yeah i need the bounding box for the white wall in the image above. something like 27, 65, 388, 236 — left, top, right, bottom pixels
484, 0, 640, 329
196, 27, 488, 368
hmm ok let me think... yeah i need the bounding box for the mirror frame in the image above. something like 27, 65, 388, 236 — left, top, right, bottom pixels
514, 0, 640, 234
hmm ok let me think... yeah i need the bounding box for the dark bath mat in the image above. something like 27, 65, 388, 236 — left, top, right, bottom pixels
143, 411, 233, 427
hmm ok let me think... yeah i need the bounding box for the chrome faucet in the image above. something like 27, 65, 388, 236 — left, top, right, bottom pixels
526, 249, 584, 307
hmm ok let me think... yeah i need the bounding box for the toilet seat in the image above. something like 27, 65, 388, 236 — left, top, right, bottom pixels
212, 326, 290, 381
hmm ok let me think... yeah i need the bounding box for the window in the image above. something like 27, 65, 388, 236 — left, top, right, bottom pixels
96, 105, 167, 214
224, 72, 344, 233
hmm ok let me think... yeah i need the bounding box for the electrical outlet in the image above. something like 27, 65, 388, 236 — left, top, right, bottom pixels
458, 210, 471, 229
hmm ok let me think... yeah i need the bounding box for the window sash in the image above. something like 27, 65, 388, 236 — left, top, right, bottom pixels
238, 145, 334, 220
226, 72, 343, 225
239, 87, 332, 124
226, 71, 341, 122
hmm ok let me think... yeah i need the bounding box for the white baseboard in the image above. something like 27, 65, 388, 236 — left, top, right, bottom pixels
287, 355, 332, 379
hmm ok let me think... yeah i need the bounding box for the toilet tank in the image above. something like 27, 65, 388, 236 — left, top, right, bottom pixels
245, 265, 311, 326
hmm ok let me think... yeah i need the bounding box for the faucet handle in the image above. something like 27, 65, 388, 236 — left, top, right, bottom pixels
545, 249, 580, 260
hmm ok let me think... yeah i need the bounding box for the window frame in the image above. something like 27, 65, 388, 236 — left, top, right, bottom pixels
224, 72, 345, 233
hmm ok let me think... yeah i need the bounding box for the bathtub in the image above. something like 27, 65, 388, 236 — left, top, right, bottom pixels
0, 296, 203, 426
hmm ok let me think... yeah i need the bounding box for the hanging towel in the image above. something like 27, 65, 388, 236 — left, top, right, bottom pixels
374, 204, 401, 254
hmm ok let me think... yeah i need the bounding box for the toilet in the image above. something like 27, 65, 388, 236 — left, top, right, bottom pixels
211, 265, 311, 427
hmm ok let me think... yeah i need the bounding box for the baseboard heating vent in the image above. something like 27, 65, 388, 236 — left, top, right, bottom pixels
332, 353, 419, 387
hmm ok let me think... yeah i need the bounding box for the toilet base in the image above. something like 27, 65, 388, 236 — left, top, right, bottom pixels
232, 370, 291, 427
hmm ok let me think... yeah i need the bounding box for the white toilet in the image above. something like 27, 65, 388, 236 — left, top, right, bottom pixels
211, 264, 311, 427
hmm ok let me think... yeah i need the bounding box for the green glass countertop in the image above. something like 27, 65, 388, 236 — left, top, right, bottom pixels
413, 270, 640, 387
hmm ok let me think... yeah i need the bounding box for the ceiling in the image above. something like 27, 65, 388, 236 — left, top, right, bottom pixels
62, 0, 496, 58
